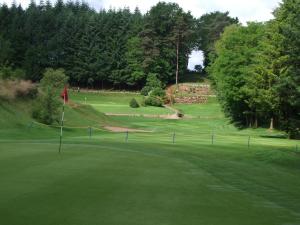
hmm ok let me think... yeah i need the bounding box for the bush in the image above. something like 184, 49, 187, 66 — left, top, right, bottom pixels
129, 98, 140, 108
144, 96, 163, 107
141, 73, 163, 96
15, 80, 38, 99
32, 68, 68, 125
145, 73, 162, 89
141, 86, 151, 96
32, 89, 61, 125
40, 68, 69, 93
0, 79, 37, 100
150, 87, 166, 98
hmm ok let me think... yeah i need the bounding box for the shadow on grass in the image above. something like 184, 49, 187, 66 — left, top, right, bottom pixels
260, 134, 287, 139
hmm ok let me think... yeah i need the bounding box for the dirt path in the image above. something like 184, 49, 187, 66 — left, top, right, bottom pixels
163, 104, 179, 114
105, 113, 180, 119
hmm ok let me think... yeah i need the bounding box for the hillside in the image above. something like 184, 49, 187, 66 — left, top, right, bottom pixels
0, 99, 117, 140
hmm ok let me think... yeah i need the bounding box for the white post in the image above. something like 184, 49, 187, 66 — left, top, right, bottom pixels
59, 95, 66, 153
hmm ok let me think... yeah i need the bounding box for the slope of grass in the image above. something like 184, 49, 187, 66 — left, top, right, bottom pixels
0, 93, 300, 225
0, 99, 116, 140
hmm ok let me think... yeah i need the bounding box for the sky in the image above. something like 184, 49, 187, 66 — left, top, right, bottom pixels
0, 0, 282, 69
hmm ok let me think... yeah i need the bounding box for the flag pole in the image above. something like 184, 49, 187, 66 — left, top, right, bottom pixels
59, 92, 66, 153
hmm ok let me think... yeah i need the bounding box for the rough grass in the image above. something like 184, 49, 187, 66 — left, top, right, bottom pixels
0, 93, 300, 225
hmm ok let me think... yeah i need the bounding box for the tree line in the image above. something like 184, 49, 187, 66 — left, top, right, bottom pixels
209, 0, 300, 138
0, 0, 237, 89
4, 1, 298, 138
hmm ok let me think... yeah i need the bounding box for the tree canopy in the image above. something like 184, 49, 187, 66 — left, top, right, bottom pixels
196, 11, 239, 69
209, 0, 300, 138
0, 1, 197, 89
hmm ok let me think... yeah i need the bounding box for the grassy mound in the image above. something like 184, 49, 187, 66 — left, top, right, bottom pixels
0, 99, 116, 139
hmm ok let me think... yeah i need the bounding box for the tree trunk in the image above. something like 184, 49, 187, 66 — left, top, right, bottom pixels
269, 117, 274, 130
254, 116, 258, 128
175, 39, 179, 89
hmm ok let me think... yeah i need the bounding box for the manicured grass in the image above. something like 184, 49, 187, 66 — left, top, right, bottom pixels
69, 91, 172, 115
0, 94, 300, 225
174, 97, 223, 118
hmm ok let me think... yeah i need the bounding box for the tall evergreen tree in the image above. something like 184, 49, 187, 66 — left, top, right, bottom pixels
196, 12, 239, 69
141, 2, 195, 85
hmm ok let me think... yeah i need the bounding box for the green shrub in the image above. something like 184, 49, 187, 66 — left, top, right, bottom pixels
144, 96, 163, 107
129, 98, 140, 108
150, 87, 165, 97
145, 73, 162, 89
32, 88, 61, 125
40, 68, 69, 93
141, 86, 151, 96
141, 73, 163, 96
32, 68, 68, 125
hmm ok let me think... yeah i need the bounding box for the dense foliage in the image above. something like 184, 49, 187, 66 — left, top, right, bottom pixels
195, 11, 239, 69
209, 0, 300, 138
129, 98, 139, 108
1, 0, 298, 137
0, 1, 196, 89
32, 68, 68, 125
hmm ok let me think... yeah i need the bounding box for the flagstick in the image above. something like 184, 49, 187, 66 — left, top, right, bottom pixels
59, 95, 66, 154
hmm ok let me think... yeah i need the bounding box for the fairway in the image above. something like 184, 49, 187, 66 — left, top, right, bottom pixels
1, 92, 300, 225
70, 91, 173, 115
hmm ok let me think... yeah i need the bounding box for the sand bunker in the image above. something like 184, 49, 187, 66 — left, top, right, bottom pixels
104, 126, 151, 133
105, 113, 180, 119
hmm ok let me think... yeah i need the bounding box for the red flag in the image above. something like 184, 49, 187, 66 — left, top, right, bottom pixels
60, 86, 68, 103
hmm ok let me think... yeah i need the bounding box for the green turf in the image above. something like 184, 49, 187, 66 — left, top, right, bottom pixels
0, 94, 300, 225
70, 91, 172, 115
175, 97, 223, 118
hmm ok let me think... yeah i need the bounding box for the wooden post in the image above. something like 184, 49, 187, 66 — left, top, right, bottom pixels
59, 100, 65, 154
211, 133, 214, 145
173, 132, 176, 144
248, 136, 250, 148
125, 130, 128, 142
88, 126, 92, 138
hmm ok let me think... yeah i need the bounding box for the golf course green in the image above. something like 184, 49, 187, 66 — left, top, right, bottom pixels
0, 91, 300, 225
